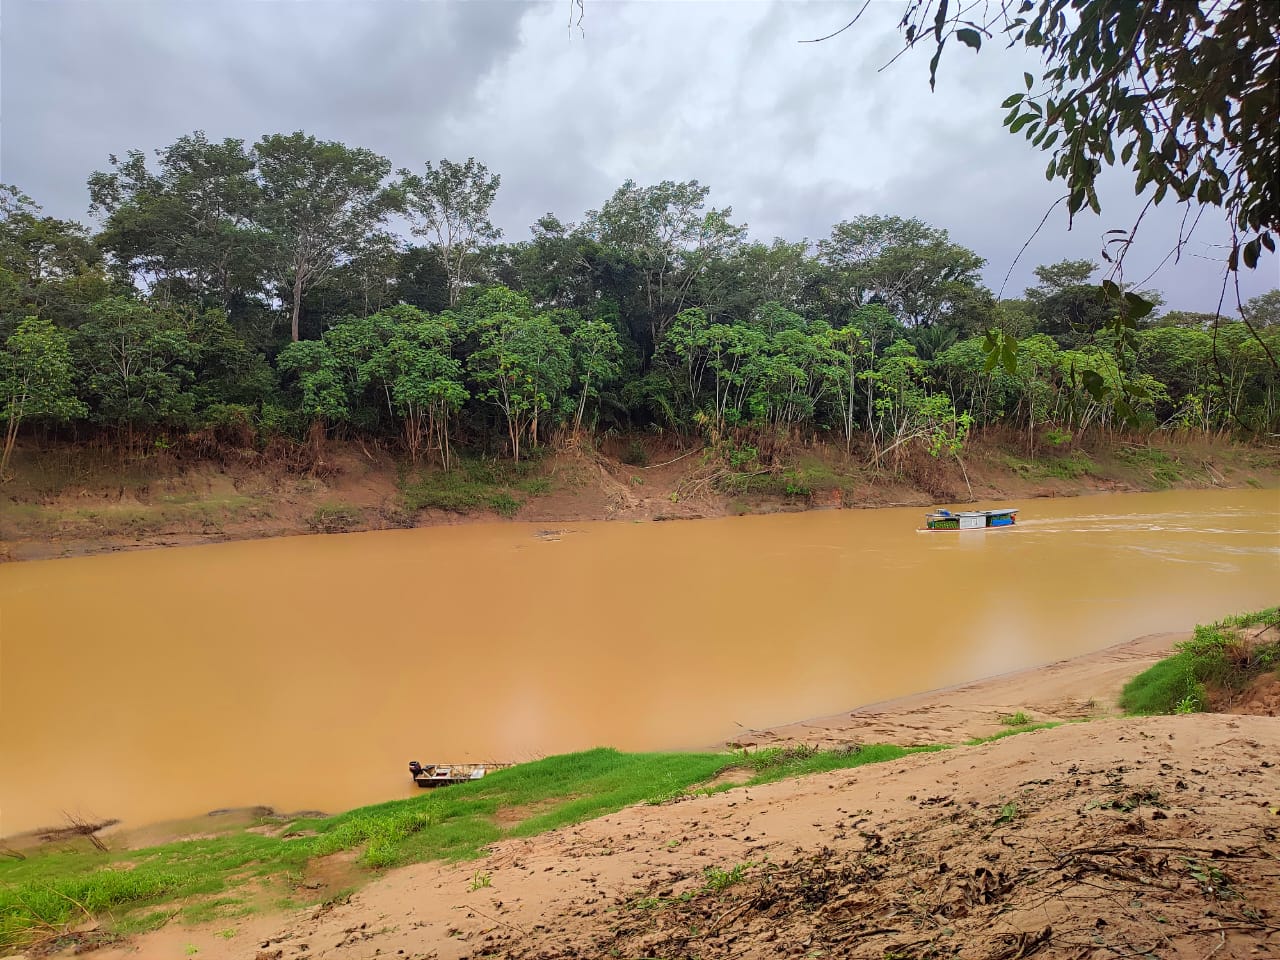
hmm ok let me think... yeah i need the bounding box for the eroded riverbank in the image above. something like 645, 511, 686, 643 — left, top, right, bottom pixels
1, 434, 1276, 562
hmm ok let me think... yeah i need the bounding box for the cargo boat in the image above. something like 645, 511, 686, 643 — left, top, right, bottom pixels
922, 508, 1018, 531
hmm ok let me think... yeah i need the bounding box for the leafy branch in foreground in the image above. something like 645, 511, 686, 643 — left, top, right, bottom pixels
889, 1, 1277, 278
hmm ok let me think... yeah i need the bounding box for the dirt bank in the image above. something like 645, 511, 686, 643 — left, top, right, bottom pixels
2, 433, 1277, 562
58, 631, 1280, 960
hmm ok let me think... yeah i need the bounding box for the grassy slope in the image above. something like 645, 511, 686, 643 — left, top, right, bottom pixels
1120, 607, 1280, 715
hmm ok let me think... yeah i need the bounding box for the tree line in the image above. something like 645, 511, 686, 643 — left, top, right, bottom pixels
2, 130, 1278, 476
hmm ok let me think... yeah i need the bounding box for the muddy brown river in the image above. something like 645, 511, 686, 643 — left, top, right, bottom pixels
1, 488, 1277, 837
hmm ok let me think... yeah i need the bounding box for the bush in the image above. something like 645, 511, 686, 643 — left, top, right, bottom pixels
621, 440, 649, 467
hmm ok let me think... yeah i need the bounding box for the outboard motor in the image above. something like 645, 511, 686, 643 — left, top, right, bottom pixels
409, 761, 423, 778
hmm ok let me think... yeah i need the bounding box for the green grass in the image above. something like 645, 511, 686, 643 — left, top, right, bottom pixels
306, 502, 363, 533
1002, 451, 1096, 482
999, 710, 1033, 726
720, 742, 946, 788
1115, 445, 1183, 489
400, 456, 553, 517
1121, 607, 1280, 715
965, 722, 1062, 745
724, 455, 863, 501
1039, 450, 1097, 480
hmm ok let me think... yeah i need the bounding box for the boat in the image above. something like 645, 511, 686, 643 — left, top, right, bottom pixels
922, 507, 1018, 531
408, 761, 513, 788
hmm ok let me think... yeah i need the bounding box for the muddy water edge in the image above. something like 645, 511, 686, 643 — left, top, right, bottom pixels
1, 487, 1277, 837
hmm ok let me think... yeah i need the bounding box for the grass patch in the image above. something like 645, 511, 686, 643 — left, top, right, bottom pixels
0, 496, 261, 539
723, 455, 862, 501
1002, 451, 1095, 482
1040, 450, 1096, 480
702, 862, 750, 891
966, 722, 1061, 745
1115, 444, 1182, 489
1121, 607, 1280, 715
723, 742, 946, 788
999, 711, 1033, 727
306, 502, 363, 533
400, 456, 552, 517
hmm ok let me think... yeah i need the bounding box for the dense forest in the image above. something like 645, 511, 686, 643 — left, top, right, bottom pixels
2, 131, 1278, 476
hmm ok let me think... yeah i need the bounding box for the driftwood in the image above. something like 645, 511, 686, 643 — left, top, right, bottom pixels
37, 813, 120, 851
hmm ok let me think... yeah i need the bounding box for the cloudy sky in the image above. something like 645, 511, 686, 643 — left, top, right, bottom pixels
2, 0, 1272, 311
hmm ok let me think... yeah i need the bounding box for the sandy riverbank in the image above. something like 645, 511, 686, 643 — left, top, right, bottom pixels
55, 628, 1280, 960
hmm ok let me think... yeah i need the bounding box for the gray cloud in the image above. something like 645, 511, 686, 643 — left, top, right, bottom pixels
2, 0, 1272, 311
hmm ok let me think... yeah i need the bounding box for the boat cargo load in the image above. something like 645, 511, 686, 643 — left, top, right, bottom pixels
922, 508, 1018, 531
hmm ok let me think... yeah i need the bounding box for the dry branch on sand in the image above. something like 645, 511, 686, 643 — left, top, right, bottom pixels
37, 814, 120, 852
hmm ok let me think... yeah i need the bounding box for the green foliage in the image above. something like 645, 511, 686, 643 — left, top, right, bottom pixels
993, 802, 1020, 826
702, 863, 750, 892
399, 158, 501, 307
400, 456, 550, 516
896, 1, 1277, 274
1, 316, 85, 474
466, 290, 572, 462
6, 133, 1280, 461
1115, 445, 1181, 489
74, 297, 200, 431
1121, 607, 1280, 715
999, 711, 1032, 727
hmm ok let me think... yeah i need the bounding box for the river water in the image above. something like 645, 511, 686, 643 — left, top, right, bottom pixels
1, 488, 1276, 837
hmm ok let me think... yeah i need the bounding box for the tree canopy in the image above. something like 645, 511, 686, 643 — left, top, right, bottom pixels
1, 129, 1277, 473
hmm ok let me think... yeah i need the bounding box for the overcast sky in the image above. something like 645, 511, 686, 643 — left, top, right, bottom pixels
2, 0, 1273, 312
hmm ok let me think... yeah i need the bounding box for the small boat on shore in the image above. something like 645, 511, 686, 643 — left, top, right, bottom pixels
408, 761, 513, 788
922, 508, 1018, 531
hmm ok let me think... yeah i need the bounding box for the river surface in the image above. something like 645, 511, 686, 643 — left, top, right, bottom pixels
1, 488, 1277, 837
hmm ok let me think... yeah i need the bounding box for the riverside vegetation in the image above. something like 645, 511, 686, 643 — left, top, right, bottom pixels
2, 142, 1279, 495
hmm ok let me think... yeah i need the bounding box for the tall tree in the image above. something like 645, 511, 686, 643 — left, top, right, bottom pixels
465, 287, 572, 462
400, 158, 502, 308
585, 179, 746, 353
396, 245, 452, 314
88, 133, 262, 311
1242, 290, 1280, 330
818, 216, 984, 328
361, 306, 467, 466
568, 316, 623, 432
1, 185, 104, 326
256, 132, 398, 342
